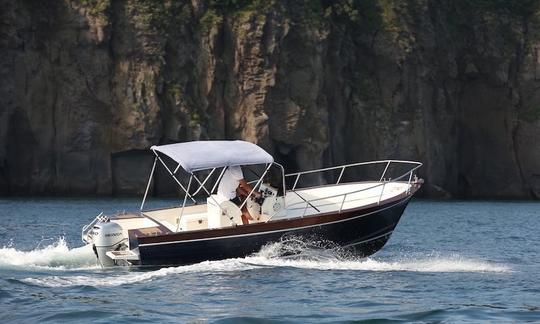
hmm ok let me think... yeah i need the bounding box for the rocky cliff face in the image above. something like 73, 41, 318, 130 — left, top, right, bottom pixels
1, 0, 540, 198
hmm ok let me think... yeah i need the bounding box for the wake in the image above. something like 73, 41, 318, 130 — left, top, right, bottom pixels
0, 237, 98, 270
250, 240, 511, 273
15, 239, 511, 288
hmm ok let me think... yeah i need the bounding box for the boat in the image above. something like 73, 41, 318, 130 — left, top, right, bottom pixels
81, 140, 423, 267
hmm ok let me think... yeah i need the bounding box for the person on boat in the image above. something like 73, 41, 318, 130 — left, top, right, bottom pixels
217, 166, 261, 225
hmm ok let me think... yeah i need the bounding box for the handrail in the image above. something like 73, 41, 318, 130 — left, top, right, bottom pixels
292, 174, 301, 190
379, 161, 391, 181
407, 171, 413, 194
281, 160, 422, 216
81, 212, 103, 243
265, 160, 421, 222
286, 172, 415, 210
377, 182, 387, 205
338, 193, 347, 213
285, 159, 421, 178
336, 166, 346, 184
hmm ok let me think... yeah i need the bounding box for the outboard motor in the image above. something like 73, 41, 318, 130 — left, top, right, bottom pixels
91, 222, 125, 267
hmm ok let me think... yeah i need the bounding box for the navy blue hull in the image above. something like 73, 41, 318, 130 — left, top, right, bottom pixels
137, 196, 411, 267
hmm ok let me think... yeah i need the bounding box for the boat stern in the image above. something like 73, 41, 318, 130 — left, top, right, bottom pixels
81, 214, 140, 267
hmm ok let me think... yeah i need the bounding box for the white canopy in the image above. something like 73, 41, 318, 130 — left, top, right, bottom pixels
151, 140, 274, 173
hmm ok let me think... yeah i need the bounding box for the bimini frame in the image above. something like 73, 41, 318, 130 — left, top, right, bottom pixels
139, 147, 287, 230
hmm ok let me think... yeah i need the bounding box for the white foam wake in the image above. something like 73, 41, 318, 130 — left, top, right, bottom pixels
0, 237, 98, 270
250, 241, 512, 273
21, 240, 510, 288
245, 255, 510, 273
22, 259, 261, 287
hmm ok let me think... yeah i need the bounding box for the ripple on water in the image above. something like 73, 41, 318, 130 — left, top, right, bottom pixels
0, 199, 539, 323
40, 310, 118, 322
0, 286, 12, 300
212, 317, 286, 324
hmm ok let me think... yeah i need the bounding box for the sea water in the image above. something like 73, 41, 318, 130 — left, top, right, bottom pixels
0, 198, 538, 323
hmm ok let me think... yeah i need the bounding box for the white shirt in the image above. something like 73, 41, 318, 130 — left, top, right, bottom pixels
217, 166, 244, 203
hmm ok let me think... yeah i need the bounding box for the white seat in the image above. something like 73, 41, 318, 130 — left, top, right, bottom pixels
219, 201, 243, 226
207, 195, 243, 228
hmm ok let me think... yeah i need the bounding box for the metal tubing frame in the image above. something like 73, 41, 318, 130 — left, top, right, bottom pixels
176, 175, 193, 231
239, 163, 272, 210
154, 151, 197, 204
339, 193, 347, 213
140, 157, 157, 211
336, 166, 346, 184
295, 190, 320, 217
284, 160, 422, 213
292, 174, 301, 190
191, 168, 216, 196
140, 149, 292, 224
302, 202, 309, 217
272, 162, 287, 208
379, 161, 391, 181
407, 171, 413, 194
211, 167, 228, 194
142, 151, 421, 221
377, 182, 386, 205
289, 160, 406, 191
286, 159, 421, 178
81, 212, 103, 242
191, 173, 226, 215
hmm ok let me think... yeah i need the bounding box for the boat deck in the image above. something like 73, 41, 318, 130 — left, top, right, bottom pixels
137, 181, 411, 232
280, 181, 410, 219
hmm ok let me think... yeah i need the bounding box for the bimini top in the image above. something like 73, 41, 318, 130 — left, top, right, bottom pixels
151, 140, 274, 173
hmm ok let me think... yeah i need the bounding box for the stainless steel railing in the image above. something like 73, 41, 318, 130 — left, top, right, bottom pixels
282, 160, 422, 217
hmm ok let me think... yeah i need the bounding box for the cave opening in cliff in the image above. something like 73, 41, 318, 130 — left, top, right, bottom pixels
272, 143, 299, 190
111, 150, 156, 196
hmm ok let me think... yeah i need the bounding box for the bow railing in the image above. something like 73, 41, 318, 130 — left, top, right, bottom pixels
283, 160, 422, 217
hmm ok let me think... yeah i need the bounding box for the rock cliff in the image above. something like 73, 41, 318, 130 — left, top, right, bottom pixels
1, 0, 539, 198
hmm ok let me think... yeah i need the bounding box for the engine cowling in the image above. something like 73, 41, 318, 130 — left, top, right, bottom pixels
91, 222, 125, 267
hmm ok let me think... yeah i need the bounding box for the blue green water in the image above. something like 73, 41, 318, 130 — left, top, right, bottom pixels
0, 198, 539, 323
